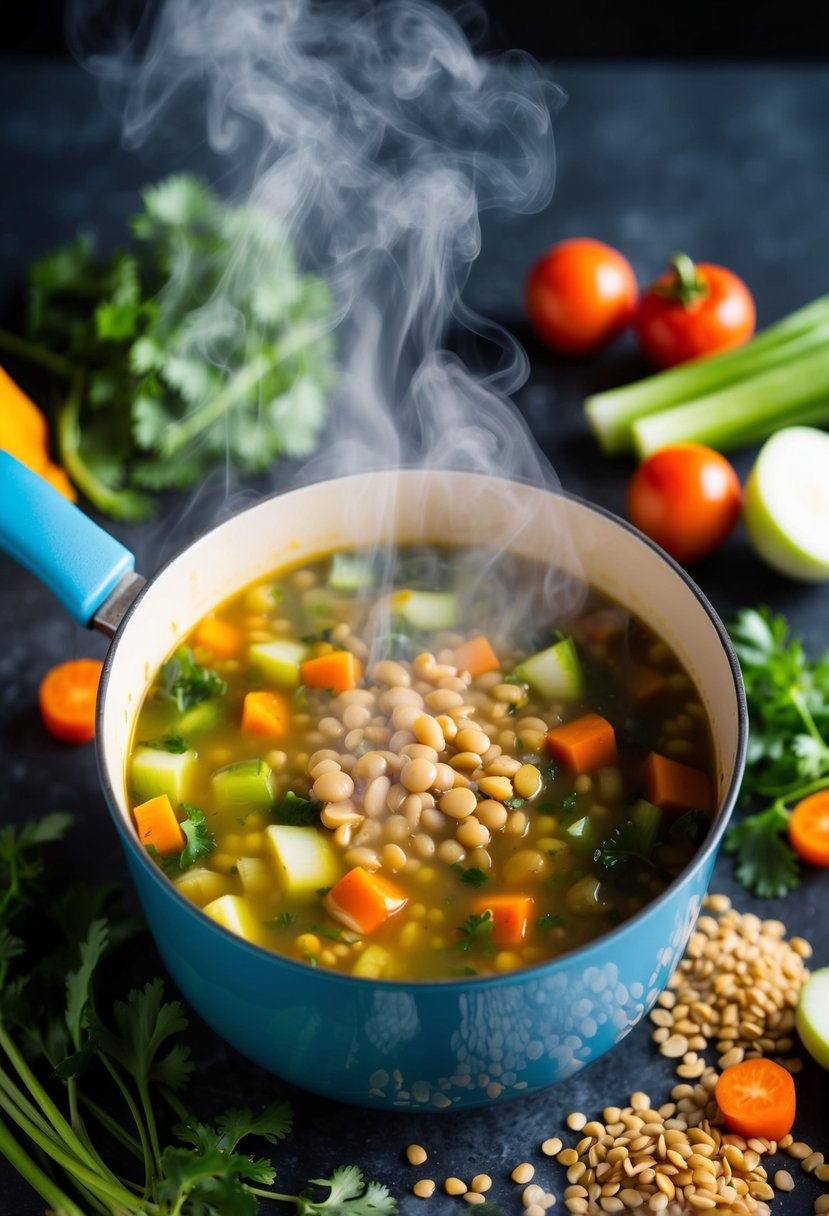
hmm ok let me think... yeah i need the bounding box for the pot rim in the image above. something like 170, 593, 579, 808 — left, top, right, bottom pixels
96, 469, 748, 993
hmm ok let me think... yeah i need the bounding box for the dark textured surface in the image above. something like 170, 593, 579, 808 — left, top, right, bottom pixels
1, 59, 828, 1215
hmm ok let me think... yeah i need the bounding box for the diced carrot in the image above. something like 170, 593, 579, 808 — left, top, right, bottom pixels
454, 635, 500, 679
133, 794, 186, 856
324, 866, 407, 934
241, 690, 291, 737
643, 751, 714, 815
630, 665, 669, 705
471, 894, 534, 946
300, 651, 363, 694
714, 1059, 795, 1141
194, 616, 242, 659
546, 713, 618, 774
38, 658, 103, 744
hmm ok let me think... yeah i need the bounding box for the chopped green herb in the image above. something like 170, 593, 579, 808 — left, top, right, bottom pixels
272, 791, 320, 827
503, 796, 525, 809
455, 910, 495, 953
594, 820, 655, 871
451, 864, 489, 888
266, 912, 297, 930
149, 804, 216, 876
669, 809, 709, 843
159, 647, 227, 713
306, 923, 346, 942
139, 733, 189, 754
535, 913, 565, 933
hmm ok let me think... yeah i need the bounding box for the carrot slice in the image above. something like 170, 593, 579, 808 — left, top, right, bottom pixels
241, 690, 291, 738
454, 635, 500, 679
546, 713, 618, 774
133, 794, 186, 856
630, 666, 670, 705
38, 659, 103, 744
324, 866, 407, 934
194, 616, 242, 659
300, 651, 363, 694
471, 894, 534, 946
714, 1059, 796, 1141
643, 751, 714, 815
789, 790, 829, 866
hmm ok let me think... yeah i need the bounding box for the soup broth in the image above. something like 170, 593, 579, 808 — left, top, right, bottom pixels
128, 546, 715, 980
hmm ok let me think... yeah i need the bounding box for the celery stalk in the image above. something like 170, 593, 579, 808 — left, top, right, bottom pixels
631, 341, 829, 458
585, 295, 829, 454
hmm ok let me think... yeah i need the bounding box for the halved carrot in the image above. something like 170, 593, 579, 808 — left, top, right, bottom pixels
133, 794, 186, 856
546, 713, 618, 774
630, 665, 669, 705
454, 635, 500, 679
714, 1058, 795, 1141
194, 616, 242, 659
324, 866, 407, 934
300, 651, 363, 694
789, 790, 829, 867
38, 658, 103, 744
643, 751, 714, 815
241, 690, 291, 738
471, 894, 534, 946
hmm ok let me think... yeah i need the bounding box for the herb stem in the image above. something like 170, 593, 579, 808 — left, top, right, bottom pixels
0, 328, 75, 378
0, 1115, 87, 1216
789, 687, 829, 748
99, 1054, 154, 1194
78, 1092, 144, 1161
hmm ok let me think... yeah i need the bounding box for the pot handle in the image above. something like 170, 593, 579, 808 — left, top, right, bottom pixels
0, 450, 139, 627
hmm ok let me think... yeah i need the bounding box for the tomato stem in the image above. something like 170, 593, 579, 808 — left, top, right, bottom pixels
655, 252, 709, 307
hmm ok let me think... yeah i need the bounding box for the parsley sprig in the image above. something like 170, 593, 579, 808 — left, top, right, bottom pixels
160, 647, 227, 713
726, 606, 829, 897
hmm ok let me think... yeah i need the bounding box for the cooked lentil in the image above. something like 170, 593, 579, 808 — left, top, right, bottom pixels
406, 1144, 428, 1166
412, 1180, 435, 1199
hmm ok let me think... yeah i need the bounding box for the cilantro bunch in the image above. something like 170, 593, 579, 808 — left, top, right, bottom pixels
0, 815, 395, 1216
1, 175, 336, 520
725, 606, 829, 897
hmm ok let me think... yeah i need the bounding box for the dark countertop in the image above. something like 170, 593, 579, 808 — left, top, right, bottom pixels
1, 57, 828, 1215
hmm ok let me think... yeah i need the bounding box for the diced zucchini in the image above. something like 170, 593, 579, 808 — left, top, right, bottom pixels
202, 894, 263, 943
562, 814, 595, 854
632, 799, 662, 857
266, 825, 340, 895
173, 867, 232, 907
236, 856, 273, 895
513, 636, 583, 699
177, 699, 224, 736
352, 943, 395, 979
213, 759, 274, 810
329, 551, 376, 591
391, 589, 457, 630
249, 640, 308, 688
132, 746, 196, 805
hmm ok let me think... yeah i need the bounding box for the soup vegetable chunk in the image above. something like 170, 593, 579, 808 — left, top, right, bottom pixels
128, 546, 716, 980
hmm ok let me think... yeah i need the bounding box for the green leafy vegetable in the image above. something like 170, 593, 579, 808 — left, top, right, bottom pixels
272, 791, 320, 827
451, 864, 489, 888
140, 734, 190, 754
535, 914, 565, 933
160, 647, 227, 713
455, 910, 495, 953
0, 174, 336, 519
725, 606, 829, 896
594, 820, 656, 871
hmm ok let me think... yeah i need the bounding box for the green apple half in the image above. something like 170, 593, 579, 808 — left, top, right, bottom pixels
796, 966, 829, 1070
742, 427, 829, 581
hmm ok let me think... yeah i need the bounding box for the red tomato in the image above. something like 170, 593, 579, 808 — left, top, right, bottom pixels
635, 253, 755, 368
525, 238, 638, 356
627, 443, 742, 564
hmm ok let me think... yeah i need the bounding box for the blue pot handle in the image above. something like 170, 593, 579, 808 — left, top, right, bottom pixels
0, 451, 137, 626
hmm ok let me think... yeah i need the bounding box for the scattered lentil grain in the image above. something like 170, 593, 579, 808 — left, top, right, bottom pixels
406, 1145, 428, 1166
412, 1180, 435, 1199
512, 1163, 535, 1185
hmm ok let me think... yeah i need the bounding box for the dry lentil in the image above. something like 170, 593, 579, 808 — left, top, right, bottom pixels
470, 1175, 492, 1193
412, 1180, 435, 1199
444, 1178, 467, 1196
543, 1138, 563, 1157
512, 1163, 535, 1185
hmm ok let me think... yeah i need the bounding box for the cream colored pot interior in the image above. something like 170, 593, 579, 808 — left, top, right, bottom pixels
101, 471, 741, 830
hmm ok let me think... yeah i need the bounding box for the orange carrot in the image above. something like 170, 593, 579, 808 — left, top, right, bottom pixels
241, 690, 291, 738
630, 665, 669, 705
194, 615, 242, 659
714, 1059, 795, 1141
133, 794, 186, 856
38, 658, 103, 744
324, 866, 407, 934
471, 894, 534, 946
0, 364, 76, 501
546, 713, 618, 773
789, 790, 829, 867
454, 635, 500, 679
643, 751, 714, 815
300, 651, 363, 694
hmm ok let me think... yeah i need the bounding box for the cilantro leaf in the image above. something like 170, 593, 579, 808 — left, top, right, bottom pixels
98, 977, 194, 1093
724, 806, 799, 898
594, 821, 654, 870
272, 791, 320, 827
451, 864, 489, 888
455, 910, 495, 953
300, 1166, 397, 1216
160, 648, 227, 713
179, 805, 217, 869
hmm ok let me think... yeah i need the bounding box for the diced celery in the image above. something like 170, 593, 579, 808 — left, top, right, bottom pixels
202, 894, 264, 943
513, 636, 583, 699
391, 589, 457, 630
236, 856, 273, 895
329, 551, 376, 591
249, 640, 308, 688
352, 943, 395, 979
173, 867, 232, 907
213, 759, 274, 810
266, 825, 340, 895
177, 699, 224, 736
131, 745, 195, 805
632, 799, 662, 857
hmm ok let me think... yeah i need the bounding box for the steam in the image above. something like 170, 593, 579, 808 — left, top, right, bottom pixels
72, 0, 586, 631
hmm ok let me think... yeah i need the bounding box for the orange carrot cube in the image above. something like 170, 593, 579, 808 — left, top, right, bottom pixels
324, 866, 407, 934
241, 690, 291, 737
300, 651, 363, 694
133, 794, 185, 856
546, 713, 618, 773
194, 616, 242, 659
644, 752, 714, 815
454, 635, 500, 679
471, 894, 534, 946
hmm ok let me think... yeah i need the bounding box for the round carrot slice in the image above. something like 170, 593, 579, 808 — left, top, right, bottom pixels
789, 790, 829, 867
714, 1058, 796, 1141
38, 659, 104, 744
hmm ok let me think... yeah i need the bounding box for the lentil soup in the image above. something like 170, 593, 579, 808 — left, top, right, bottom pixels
127, 546, 716, 980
